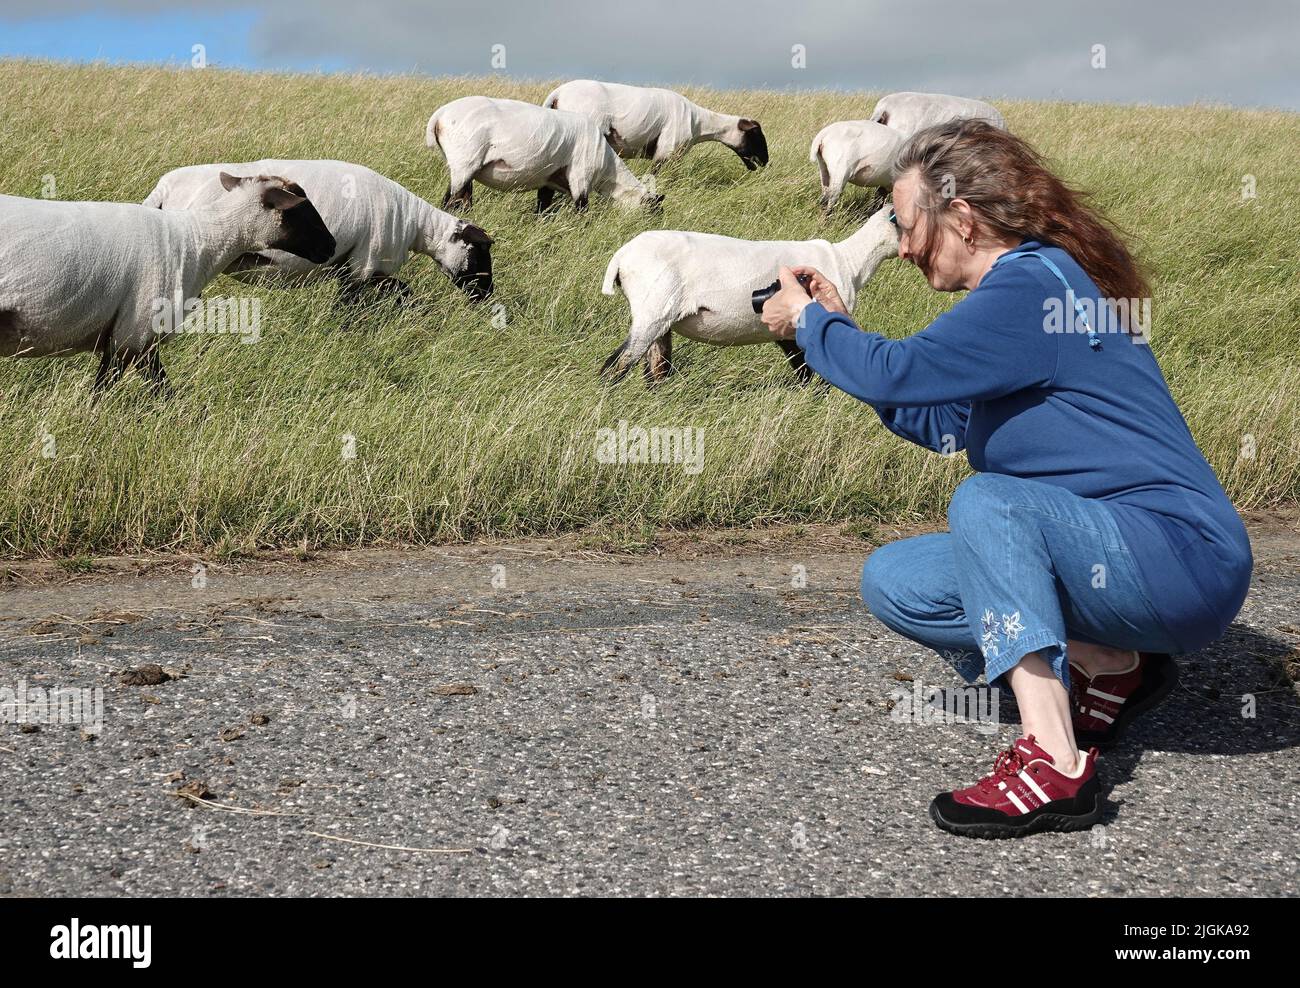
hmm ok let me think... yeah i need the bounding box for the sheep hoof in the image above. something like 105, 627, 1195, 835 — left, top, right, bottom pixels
536, 188, 559, 214
599, 342, 633, 383
443, 187, 473, 213
602, 364, 634, 385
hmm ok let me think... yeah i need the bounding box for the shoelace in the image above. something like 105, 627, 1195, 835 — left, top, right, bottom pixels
976, 746, 1027, 792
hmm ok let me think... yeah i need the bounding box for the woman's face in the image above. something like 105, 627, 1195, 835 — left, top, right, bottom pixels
893, 169, 971, 292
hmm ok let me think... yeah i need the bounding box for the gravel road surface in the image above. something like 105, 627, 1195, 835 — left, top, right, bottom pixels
2, 519, 1297, 896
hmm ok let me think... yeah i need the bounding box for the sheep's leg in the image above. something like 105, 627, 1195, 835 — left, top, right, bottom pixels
135, 345, 173, 399
819, 169, 848, 214
370, 275, 412, 303
776, 339, 815, 385
650, 138, 694, 174
562, 167, 591, 213
443, 169, 474, 212
820, 183, 845, 213
537, 170, 572, 214
334, 275, 377, 330
444, 183, 473, 211
91, 333, 171, 398
599, 340, 630, 381
334, 277, 369, 330
644, 333, 674, 384
336, 274, 411, 321
336, 275, 366, 307
92, 343, 124, 395
604, 128, 628, 156
650, 150, 683, 175
601, 315, 673, 383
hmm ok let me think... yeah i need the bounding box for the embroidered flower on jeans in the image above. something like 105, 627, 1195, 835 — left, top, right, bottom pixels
979, 609, 1002, 658
1001, 611, 1025, 641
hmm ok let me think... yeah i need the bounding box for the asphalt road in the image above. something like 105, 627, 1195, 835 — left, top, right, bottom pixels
2, 521, 1297, 896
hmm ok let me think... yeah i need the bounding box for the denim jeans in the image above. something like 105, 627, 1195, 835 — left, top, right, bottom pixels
860, 473, 1183, 691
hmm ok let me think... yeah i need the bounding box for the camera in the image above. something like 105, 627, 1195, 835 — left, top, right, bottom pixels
752, 272, 813, 313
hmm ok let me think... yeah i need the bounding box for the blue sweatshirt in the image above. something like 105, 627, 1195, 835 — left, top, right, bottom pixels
795, 240, 1252, 654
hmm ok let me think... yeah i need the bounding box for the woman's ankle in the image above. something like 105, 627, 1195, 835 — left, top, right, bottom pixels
1020, 733, 1079, 775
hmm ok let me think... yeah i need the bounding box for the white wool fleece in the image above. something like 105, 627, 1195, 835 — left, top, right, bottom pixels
0, 187, 286, 359
601, 207, 899, 372
144, 159, 464, 281
810, 119, 904, 208
426, 96, 653, 207
869, 92, 1006, 138
544, 80, 734, 160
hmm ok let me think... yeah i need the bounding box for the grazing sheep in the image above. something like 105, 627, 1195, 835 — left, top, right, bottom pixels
543, 79, 769, 172
870, 92, 1005, 137
425, 96, 664, 213
0, 174, 335, 393
809, 119, 903, 211
144, 159, 493, 301
600, 206, 899, 383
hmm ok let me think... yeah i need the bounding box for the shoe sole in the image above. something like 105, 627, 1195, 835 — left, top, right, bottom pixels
1077, 653, 1180, 750
929, 792, 1104, 840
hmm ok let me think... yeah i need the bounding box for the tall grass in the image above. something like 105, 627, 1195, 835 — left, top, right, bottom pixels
1, 61, 1297, 556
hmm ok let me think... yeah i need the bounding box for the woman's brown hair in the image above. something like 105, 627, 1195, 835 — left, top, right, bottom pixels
893, 119, 1149, 308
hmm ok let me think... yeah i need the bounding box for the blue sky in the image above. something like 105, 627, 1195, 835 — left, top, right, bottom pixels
1, 2, 1297, 110
0, 9, 352, 72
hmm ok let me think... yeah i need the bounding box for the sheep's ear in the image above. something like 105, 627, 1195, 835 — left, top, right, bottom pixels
263, 186, 306, 211
738, 119, 761, 131
455, 223, 493, 246
219, 172, 245, 192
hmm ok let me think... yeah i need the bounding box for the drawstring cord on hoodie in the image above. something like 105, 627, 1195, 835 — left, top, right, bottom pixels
997, 249, 1104, 351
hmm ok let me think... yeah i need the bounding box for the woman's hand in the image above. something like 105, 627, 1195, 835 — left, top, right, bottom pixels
759, 268, 811, 340
792, 265, 848, 314
761, 266, 847, 340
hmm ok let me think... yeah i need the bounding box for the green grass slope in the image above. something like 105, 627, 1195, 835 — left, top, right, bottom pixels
0, 62, 1296, 555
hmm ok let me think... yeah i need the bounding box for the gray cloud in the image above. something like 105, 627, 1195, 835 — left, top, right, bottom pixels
4, 0, 1298, 109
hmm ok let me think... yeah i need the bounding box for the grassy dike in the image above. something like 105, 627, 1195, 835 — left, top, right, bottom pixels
1, 61, 1297, 556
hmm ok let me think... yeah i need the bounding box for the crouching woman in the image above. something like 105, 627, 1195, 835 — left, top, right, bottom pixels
760, 120, 1252, 839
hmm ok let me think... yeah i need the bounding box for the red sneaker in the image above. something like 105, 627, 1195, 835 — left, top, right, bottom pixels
1069, 651, 1179, 749
929, 736, 1103, 839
